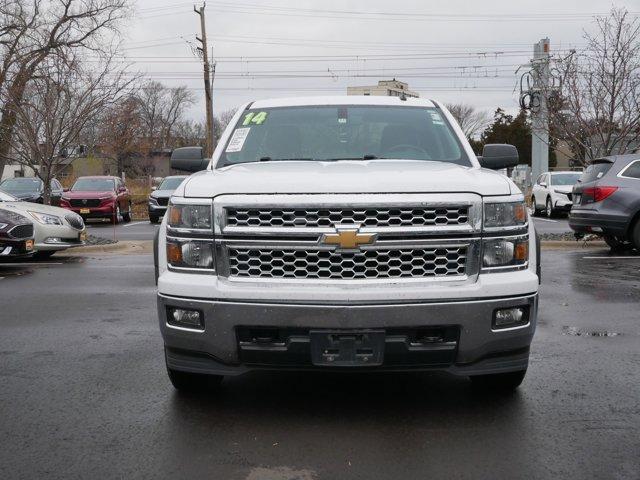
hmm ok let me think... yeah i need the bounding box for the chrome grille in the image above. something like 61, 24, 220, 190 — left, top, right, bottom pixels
226, 207, 469, 229
228, 247, 468, 280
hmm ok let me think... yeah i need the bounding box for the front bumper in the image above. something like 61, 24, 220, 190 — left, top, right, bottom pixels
148, 204, 167, 217
0, 239, 34, 257
159, 293, 537, 376
65, 204, 116, 219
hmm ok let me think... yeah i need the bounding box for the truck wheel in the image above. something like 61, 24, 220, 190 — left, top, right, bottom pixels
603, 235, 632, 252
470, 369, 527, 391
122, 203, 132, 223
167, 366, 224, 393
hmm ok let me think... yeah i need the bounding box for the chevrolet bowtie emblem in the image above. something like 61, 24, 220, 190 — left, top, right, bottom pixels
322, 226, 376, 250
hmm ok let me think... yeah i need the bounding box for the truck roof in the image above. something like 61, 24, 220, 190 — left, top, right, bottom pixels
249, 96, 436, 109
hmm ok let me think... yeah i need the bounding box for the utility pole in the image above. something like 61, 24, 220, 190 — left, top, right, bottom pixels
530, 38, 550, 181
194, 4, 214, 158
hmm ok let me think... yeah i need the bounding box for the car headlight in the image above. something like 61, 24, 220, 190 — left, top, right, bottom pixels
149, 197, 158, 205
168, 202, 212, 231
482, 237, 528, 270
166, 238, 215, 271
0, 223, 8, 231
29, 211, 63, 225
484, 201, 527, 229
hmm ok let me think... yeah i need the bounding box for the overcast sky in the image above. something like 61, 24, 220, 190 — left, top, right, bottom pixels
124, 0, 638, 120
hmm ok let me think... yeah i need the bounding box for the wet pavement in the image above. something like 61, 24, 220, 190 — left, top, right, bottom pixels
0, 249, 639, 479
85, 219, 159, 242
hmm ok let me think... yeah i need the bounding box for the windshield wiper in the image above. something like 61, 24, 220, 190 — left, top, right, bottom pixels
320, 154, 382, 161
259, 157, 315, 162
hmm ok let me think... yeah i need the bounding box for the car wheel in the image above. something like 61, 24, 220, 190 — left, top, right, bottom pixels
546, 197, 555, 218
531, 197, 540, 216
122, 203, 132, 223
166, 366, 224, 393
470, 369, 527, 391
603, 235, 632, 252
149, 215, 159, 224
632, 219, 640, 251
111, 204, 120, 225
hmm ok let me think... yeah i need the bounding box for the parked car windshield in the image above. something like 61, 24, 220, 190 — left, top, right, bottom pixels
0, 177, 42, 193
218, 105, 470, 167
550, 173, 581, 185
158, 177, 186, 190
71, 178, 115, 191
0, 190, 18, 201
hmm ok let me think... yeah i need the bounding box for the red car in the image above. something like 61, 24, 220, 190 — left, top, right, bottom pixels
60, 176, 132, 224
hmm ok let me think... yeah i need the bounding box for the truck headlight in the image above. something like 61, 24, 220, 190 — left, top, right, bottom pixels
168, 203, 211, 230
484, 201, 527, 229
167, 238, 215, 271
482, 237, 528, 270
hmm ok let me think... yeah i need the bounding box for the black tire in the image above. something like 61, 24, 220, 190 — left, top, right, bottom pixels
167, 366, 224, 393
470, 369, 527, 391
111, 204, 120, 225
604, 235, 632, 252
545, 197, 555, 218
34, 250, 56, 260
530, 197, 540, 216
632, 219, 640, 251
149, 215, 159, 224
122, 203, 132, 223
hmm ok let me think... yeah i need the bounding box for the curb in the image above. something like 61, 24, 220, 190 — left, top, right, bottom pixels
541, 240, 606, 249
59, 240, 153, 256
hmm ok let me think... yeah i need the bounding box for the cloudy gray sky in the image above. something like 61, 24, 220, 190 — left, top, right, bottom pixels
123, 0, 638, 120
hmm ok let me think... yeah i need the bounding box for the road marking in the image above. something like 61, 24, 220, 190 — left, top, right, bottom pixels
534, 218, 558, 223
582, 256, 640, 260
123, 221, 150, 228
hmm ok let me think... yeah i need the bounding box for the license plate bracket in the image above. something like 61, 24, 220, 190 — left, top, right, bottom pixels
310, 330, 385, 367
79, 208, 90, 214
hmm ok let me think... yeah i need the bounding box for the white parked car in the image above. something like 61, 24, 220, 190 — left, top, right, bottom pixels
0, 190, 86, 258
531, 171, 582, 217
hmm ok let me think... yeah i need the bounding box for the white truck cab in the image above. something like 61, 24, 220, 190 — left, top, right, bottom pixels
155, 96, 540, 392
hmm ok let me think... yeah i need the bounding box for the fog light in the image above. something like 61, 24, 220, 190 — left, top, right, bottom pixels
493, 307, 528, 330
44, 237, 63, 244
167, 308, 204, 330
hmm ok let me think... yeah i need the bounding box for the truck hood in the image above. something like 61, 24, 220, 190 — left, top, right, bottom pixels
180, 160, 514, 198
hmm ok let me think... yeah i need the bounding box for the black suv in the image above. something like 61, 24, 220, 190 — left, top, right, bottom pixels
569, 154, 640, 251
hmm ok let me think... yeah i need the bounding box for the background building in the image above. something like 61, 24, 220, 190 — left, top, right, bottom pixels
347, 79, 419, 98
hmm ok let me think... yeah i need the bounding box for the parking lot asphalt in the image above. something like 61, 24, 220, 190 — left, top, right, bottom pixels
1, 249, 639, 480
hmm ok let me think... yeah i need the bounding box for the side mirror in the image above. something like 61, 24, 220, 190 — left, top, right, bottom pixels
479, 144, 519, 170
540, 182, 547, 188
171, 146, 208, 172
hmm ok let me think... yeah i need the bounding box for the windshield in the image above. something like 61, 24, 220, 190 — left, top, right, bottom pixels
218, 105, 470, 167
71, 178, 115, 192
158, 177, 186, 190
0, 177, 42, 193
551, 173, 581, 186
0, 190, 18, 201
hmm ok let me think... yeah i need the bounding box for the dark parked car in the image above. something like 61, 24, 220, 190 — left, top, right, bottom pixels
0, 208, 35, 258
148, 175, 187, 223
60, 176, 131, 224
0, 177, 64, 205
569, 154, 640, 251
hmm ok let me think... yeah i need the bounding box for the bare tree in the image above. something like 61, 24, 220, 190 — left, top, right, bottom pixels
0, 0, 130, 177
174, 119, 206, 148
7, 53, 134, 203
445, 103, 491, 139
540, 8, 640, 163
213, 108, 237, 146
136, 81, 196, 149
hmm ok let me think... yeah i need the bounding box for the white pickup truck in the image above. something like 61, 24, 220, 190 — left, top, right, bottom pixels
155, 96, 540, 392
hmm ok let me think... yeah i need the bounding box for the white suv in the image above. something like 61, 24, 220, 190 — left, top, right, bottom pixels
155, 96, 540, 393
531, 171, 582, 217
